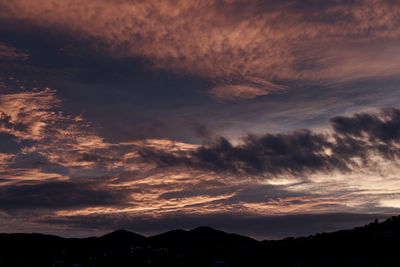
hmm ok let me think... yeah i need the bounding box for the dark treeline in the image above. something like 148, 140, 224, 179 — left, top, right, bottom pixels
2, 216, 400, 266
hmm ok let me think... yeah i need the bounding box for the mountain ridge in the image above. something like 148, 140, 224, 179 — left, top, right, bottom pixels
1, 216, 400, 266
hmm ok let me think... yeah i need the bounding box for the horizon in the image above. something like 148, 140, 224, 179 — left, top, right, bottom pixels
0, 213, 391, 241
1, 0, 400, 240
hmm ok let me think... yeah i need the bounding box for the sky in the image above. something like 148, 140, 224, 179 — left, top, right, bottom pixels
1, 0, 400, 240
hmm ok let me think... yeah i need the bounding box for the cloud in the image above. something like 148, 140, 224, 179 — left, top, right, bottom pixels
141, 108, 400, 176
184, 120, 213, 140
0, 42, 28, 61
0, 86, 399, 235
331, 108, 400, 143
0, 87, 126, 171
0, 87, 62, 141
209, 78, 288, 100
0, 87, 237, 218
0, 181, 132, 212
0, 133, 22, 154
2, 0, 400, 99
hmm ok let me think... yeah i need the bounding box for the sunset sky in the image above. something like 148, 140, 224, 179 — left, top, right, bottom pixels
1, 0, 400, 240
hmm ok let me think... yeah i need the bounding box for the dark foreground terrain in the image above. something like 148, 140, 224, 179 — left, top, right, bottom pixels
1, 216, 400, 266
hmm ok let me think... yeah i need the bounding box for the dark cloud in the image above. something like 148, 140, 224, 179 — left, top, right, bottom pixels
0, 111, 26, 132
141, 108, 400, 176
0, 132, 21, 153
331, 108, 400, 141
185, 120, 213, 140
192, 131, 340, 175
9, 152, 51, 169
330, 108, 400, 160
7, 152, 70, 176
0, 42, 28, 61
77, 152, 119, 166
0, 181, 132, 212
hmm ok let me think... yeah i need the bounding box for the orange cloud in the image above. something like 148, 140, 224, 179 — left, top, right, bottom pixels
2, 0, 400, 99
0, 87, 62, 140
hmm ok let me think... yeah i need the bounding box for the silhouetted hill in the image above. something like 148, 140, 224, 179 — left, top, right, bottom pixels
100, 229, 147, 246
1, 216, 400, 266
149, 226, 257, 248
147, 226, 258, 266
